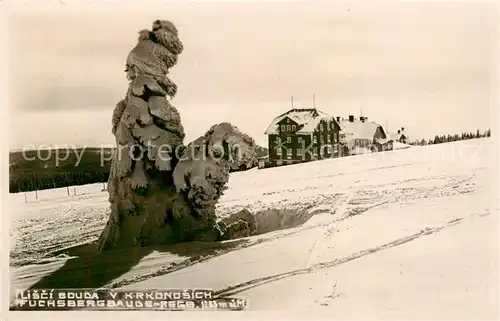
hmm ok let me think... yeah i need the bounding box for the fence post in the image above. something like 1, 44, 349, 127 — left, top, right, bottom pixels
24, 193, 27, 203
67, 186, 70, 196
35, 190, 38, 200
73, 187, 76, 196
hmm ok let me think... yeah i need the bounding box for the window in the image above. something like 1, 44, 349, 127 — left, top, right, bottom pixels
275, 137, 282, 156
287, 149, 292, 156
327, 135, 331, 143
324, 123, 327, 132
313, 136, 318, 144
281, 125, 286, 132
298, 137, 304, 150
287, 136, 292, 143
297, 148, 303, 156
286, 125, 291, 131
292, 125, 296, 131
320, 136, 324, 145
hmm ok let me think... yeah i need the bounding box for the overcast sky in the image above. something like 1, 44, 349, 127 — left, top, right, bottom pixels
5, 1, 497, 149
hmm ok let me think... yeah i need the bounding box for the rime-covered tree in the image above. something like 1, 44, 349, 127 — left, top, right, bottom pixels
97, 20, 259, 252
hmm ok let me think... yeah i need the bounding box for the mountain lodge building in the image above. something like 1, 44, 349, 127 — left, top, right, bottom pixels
264, 108, 341, 166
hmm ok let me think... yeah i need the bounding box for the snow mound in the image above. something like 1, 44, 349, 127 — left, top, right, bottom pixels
393, 141, 412, 150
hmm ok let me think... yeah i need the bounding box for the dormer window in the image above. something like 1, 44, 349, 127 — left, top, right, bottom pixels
281, 125, 286, 132
292, 125, 296, 131
286, 125, 291, 131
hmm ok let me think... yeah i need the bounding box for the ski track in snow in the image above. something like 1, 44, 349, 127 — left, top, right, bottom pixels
212, 211, 488, 298
9, 139, 493, 292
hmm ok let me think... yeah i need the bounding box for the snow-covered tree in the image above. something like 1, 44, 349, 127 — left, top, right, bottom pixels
97, 20, 259, 252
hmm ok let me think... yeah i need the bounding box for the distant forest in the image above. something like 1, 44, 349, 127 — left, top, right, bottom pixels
9, 146, 269, 193
406, 129, 491, 146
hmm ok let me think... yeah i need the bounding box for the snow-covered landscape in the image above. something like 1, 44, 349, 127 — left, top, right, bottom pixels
9, 138, 498, 317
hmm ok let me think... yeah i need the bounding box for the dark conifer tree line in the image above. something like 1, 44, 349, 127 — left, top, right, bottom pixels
9, 146, 270, 193
407, 128, 491, 146
9, 148, 112, 193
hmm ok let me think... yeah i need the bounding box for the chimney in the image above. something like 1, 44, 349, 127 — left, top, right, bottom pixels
349, 115, 354, 122
397, 129, 401, 134
336, 116, 340, 122
401, 127, 405, 132
360, 116, 366, 122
